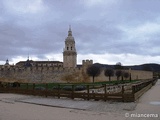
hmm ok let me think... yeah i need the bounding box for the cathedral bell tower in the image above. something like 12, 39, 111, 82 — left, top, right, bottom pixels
63, 26, 77, 68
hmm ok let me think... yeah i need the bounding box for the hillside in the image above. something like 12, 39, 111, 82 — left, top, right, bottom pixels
93, 63, 160, 72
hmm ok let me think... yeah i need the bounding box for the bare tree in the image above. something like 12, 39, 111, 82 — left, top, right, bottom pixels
129, 73, 132, 81
123, 72, 129, 80
87, 65, 101, 83
104, 69, 114, 81
114, 62, 123, 70
115, 70, 122, 81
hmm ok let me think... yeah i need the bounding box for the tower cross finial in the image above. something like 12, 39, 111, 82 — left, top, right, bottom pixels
28, 53, 30, 60
69, 25, 71, 30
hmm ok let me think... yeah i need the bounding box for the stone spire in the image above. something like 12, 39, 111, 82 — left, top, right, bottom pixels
68, 25, 72, 36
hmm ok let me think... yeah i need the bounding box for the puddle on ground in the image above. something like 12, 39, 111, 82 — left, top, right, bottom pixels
150, 101, 160, 105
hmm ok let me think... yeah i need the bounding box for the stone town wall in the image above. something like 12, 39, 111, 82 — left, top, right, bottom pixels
93, 69, 153, 82
0, 66, 81, 83
0, 60, 153, 83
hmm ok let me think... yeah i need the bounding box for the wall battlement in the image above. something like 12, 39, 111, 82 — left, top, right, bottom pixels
82, 60, 93, 67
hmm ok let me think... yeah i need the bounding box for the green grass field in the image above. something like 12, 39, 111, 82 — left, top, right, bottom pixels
19, 79, 139, 90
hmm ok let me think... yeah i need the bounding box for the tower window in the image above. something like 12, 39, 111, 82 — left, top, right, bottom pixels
71, 47, 72, 50
67, 47, 69, 50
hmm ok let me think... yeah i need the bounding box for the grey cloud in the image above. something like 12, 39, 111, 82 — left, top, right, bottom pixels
0, 0, 160, 63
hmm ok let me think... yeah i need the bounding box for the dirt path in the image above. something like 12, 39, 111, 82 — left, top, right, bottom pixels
126, 79, 160, 120
0, 94, 125, 120
0, 80, 159, 120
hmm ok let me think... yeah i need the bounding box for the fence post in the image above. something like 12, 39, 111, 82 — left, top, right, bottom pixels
132, 85, 136, 101
0, 82, 1, 92
104, 84, 107, 101
26, 83, 28, 90
33, 83, 35, 95
7, 82, 10, 93
58, 84, 60, 99
45, 83, 48, 98
122, 85, 124, 102
132, 85, 135, 94
122, 85, 124, 93
33, 83, 35, 90
87, 85, 90, 100
25, 83, 28, 95
72, 85, 74, 99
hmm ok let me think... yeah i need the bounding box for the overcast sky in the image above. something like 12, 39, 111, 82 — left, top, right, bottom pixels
0, 0, 160, 65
